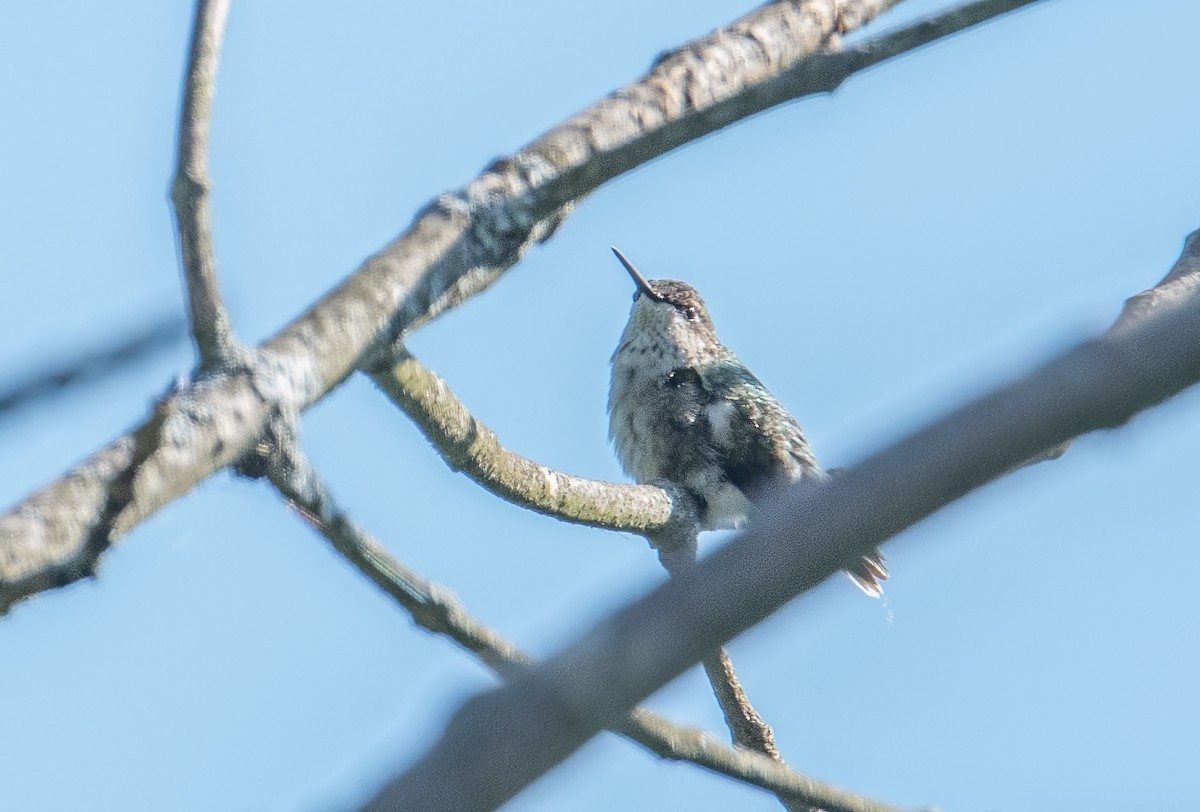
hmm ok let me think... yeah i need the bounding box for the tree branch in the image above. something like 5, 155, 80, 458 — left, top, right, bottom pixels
828, 0, 1046, 79
0, 0, 1049, 610
366, 349, 686, 535
1113, 230, 1200, 332
360, 229, 1200, 812
651, 523, 785, 777
0, 317, 185, 417
701, 649, 780, 758
658, 536, 794, 805
171, 0, 239, 371
260, 436, 910, 812
1025, 223, 1200, 465
528, 0, 1047, 219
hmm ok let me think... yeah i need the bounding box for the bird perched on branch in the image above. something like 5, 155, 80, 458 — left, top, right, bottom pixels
607, 247, 886, 596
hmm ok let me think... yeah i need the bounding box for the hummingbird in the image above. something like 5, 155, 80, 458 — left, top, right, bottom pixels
607, 247, 887, 596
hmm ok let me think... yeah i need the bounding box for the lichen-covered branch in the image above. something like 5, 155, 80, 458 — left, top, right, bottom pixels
171, 0, 239, 370
702, 649, 781, 757
262, 439, 909, 812
0, 0, 1052, 610
367, 350, 683, 534
361, 230, 1200, 812
0, 368, 270, 614
528, 0, 1047, 220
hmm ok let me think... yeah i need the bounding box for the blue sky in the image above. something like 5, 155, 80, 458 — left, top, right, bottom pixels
2, 1, 1198, 810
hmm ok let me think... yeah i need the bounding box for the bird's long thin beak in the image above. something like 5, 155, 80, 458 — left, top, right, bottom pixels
611, 247, 662, 301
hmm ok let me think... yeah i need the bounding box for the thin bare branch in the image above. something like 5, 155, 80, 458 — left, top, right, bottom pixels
652, 524, 786, 774
261, 438, 909, 812
700, 647, 818, 811
366, 349, 683, 534
528, 0, 1048, 219
702, 649, 780, 758
261, 435, 527, 675
171, 0, 239, 370
618, 710, 916, 812
664, 547, 796, 807
827, 0, 1047, 79
361, 230, 1200, 812
0, 0, 1047, 610
0, 317, 185, 417
1114, 230, 1200, 331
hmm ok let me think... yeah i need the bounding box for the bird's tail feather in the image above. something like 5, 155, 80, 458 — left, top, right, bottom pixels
846, 548, 888, 597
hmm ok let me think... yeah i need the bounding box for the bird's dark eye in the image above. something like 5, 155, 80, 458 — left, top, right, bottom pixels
666, 367, 701, 388
682, 305, 699, 321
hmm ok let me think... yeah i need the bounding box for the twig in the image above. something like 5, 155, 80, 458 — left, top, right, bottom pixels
260, 437, 909, 812
529, 0, 1048, 219
0, 317, 185, 417
366, 349, 685, 535
659, 535, 798, 808
360, 229, 1200, 812
652, 529, 783, 765
702, 649, 780, 758
171, 0, 239, 370
700, 648, 817, 812
1112, 231, 1200, 331
831, 0, 1046, 77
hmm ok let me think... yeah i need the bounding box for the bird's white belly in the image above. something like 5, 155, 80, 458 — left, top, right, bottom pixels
702, 481, 751, 529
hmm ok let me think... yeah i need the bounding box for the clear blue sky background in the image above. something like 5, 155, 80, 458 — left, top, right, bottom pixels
2, 2, 1198, 810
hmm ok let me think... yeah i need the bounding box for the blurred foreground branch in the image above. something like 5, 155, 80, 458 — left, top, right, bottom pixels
258, 433, 908, 812
0, 318, 185, 418
362, 229, 1200, 811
